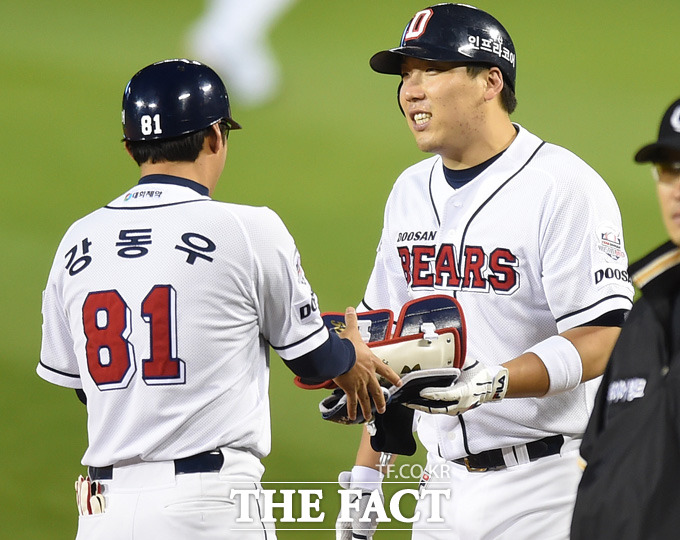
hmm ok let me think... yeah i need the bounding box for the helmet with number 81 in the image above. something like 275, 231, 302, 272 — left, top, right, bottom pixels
122, 59, 242, 142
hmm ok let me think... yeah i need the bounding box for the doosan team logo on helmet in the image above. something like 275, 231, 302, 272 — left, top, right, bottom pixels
370, 3, 517, 91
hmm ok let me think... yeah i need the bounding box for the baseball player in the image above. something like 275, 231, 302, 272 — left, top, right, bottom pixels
336, 4, 634, 539
37, 59, 399, 540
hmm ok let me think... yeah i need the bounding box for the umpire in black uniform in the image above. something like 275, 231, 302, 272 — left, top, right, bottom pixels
571, 97, 680, 539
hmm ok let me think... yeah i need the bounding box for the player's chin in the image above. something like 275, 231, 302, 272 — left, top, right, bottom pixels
412, 135, 437, 154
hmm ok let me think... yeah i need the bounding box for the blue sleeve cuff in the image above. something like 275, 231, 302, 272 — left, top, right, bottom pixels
283, 331, 356, 382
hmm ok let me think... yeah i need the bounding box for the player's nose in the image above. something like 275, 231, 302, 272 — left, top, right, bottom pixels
400, 74, 425, 103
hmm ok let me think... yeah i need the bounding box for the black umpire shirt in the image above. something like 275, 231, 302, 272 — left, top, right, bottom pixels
571, 240, 680, 539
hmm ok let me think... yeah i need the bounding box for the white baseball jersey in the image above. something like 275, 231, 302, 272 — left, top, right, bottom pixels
39, 176, 328, 467
360, 125, 634, 459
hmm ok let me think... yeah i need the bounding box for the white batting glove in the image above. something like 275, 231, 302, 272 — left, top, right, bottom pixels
336, 466, 384, 540
406, 359, 509, 415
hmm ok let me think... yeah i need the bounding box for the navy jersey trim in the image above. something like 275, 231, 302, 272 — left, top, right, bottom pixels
458, 142, 546, 263
38, 361, 80, 379
428, 160, 441, 226
459, 415, 473, 455
139, 174, 210, 196
270, 324, 326, 351
254, 489, 268, 537
104, 199, 211, 210
555, 294, 634, 324
360, 298, 374, 311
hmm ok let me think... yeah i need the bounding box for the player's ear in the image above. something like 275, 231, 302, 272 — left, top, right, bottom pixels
124, 141, 134, 159
206, 122, 225, 154
484, 67, 504, 102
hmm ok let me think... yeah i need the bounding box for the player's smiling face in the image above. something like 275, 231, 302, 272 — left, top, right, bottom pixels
399, 57, 487, 163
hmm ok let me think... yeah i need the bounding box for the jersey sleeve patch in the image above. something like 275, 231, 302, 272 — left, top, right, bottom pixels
294, 250, 309, 285
294, 292, 319, 323
596, 224, 626, 262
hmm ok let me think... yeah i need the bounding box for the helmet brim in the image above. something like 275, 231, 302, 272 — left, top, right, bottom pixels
222, 117, 242, 131
370, 46, 460, 75
369, 46, 515, 92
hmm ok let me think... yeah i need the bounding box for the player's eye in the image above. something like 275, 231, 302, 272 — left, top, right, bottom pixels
654, 162, 680, 182
658, 163, 680, 174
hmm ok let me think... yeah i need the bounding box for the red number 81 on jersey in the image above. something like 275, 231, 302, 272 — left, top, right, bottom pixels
82, 285, 185, 390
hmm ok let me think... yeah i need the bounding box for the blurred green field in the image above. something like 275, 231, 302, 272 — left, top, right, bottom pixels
2, 0, 679, 538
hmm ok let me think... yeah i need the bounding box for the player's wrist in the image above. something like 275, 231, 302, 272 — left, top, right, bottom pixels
485, 364, 509, 402
524, 335, 582, 395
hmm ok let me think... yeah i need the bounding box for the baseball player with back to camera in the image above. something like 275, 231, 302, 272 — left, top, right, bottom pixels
37, 59, 400, 540
334, 4, 635, 539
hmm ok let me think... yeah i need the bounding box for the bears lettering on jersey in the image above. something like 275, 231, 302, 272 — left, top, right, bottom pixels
397, 243, 519, 294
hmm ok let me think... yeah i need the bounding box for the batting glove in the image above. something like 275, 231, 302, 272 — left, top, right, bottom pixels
75, 475, 106, 516
406, 358, 509, 415
336, 466, 384, 540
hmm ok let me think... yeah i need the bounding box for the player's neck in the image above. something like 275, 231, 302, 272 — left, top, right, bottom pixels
442, 118, 517, 170
138, 158, 220, 196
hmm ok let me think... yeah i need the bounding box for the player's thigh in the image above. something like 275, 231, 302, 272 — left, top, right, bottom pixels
76, 476, 276, 540
75, 488, 134, 540
411, 459, 460, 540
76, 515, 121, 540
493, 451, 581, 540
411, 452, 581, 540
148, 475, 276, 540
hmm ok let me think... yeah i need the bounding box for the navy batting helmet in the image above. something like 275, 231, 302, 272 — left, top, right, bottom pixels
370, 4, 516, 91
122, 59, 242, 142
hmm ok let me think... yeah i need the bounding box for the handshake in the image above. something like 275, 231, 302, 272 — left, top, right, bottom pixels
405, 358, 508, 415
321, 354, 509, 422
296, 296, 509, 423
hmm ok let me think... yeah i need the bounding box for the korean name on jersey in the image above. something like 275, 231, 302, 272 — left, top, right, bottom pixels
39, 180, 326, 466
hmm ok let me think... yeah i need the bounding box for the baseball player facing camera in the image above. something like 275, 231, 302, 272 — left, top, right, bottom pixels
38, 59, 399, 539
336, 4, 634, 539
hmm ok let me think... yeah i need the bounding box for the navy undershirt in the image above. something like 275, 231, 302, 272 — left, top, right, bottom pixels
285, 331, 356, 382
442, 151, 505, 189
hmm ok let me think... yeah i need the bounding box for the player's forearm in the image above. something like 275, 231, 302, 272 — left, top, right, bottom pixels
284, 331, 356, 382
504, 325, 621, 398
561, 325, 621, 381
503, 352, 550, 398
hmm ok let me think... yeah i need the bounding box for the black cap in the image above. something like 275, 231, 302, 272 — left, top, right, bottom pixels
370, 3, 516, 91
634, 98, 680, 163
